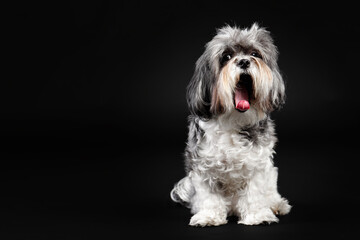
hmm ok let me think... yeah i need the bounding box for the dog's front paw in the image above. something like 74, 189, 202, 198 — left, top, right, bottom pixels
271, 198, 292, 215
238, 208, 278, 225
189, 210, 227, 227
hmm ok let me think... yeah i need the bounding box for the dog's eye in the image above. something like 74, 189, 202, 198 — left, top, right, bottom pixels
250, 51, 262, 59
220, 53, 232, 65
224, 54, 232, 60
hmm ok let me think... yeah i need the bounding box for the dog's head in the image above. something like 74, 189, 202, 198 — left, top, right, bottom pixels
187, 23, 285, 120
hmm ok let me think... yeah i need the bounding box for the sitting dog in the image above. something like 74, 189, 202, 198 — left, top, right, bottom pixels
171, 23, 291, 226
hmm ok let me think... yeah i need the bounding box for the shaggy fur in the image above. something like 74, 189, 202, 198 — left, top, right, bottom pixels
171, 23, 291, 226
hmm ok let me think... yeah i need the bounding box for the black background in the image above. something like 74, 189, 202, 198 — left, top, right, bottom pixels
2, 1, 360, 239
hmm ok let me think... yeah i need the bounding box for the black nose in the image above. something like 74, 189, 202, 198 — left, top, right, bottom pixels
238, 59, 250, 69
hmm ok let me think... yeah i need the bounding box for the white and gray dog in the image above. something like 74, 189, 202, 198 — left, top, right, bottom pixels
170, 23, 291, 226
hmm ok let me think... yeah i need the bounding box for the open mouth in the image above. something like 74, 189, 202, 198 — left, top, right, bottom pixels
234, 73, 253, 112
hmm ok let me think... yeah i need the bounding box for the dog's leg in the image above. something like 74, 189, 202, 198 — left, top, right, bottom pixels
236, 166, 291, 225
266, 167, 292, 216
188, 172, 228, 227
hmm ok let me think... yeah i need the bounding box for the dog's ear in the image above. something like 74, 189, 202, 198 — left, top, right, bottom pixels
270, 67, 286, 110
249, 24, 285, 111
187, 53, 214, 120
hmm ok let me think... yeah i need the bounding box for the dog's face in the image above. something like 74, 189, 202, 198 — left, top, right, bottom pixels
187, 23, 285, 119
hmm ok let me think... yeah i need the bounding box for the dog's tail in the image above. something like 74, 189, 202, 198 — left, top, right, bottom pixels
170, 176, 194, 205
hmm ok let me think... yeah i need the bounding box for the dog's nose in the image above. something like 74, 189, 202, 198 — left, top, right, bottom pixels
238, 59, 250, 69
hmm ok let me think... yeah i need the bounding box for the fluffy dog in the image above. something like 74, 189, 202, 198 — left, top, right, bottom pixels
170, 23, 291, 226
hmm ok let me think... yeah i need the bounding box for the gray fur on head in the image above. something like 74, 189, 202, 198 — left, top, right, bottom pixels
187, 23, 285, 120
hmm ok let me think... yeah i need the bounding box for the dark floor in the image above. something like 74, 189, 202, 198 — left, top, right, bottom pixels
0, 126, 358, 240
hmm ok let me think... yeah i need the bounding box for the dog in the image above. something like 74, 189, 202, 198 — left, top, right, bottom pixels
170, 23, 291, 226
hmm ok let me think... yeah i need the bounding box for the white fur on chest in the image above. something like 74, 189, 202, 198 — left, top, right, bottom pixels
193, 112, 276, 193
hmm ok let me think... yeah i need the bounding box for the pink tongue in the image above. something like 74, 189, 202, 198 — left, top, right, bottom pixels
235, 87, 250, 112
